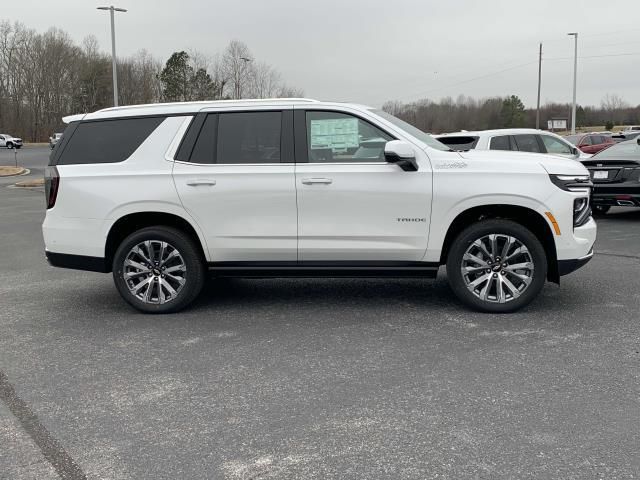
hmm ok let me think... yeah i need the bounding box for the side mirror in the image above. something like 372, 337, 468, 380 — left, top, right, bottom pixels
384, 140, 418, 172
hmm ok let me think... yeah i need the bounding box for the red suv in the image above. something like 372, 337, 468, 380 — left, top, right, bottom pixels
566, 133, 615, 154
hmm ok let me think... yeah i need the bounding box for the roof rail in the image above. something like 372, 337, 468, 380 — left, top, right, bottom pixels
96, 98, 320, 113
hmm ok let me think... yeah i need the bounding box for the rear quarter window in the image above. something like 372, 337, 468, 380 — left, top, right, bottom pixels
55, 117, 164, 165
437, 136, 479, 151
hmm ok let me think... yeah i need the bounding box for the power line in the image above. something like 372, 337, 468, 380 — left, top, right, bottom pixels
399, 60, 538, 102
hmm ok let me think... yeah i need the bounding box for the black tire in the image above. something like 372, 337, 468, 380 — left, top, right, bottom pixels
592, 205, 610, 215
6, 142, 12, 149
112, 226, 205, 313
446, 219, 547, 313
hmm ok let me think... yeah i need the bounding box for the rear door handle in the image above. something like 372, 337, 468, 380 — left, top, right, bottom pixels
186, 179, 216, 186
301, 178, 332, 185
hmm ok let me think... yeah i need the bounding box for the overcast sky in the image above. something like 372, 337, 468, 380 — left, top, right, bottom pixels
8, 0, 640, 108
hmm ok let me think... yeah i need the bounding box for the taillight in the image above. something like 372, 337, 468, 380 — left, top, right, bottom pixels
44, 166, 60, 209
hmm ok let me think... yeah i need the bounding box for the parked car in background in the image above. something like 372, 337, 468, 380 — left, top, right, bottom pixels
436, 128, 589, 160
580, 138, 640, 214
49, 133, 63, 149
611, 131, 640, 143
565, 133, 615, 155
622, 125, 640, 132
0, 133, 23, 149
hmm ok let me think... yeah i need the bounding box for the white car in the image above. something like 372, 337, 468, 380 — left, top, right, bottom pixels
0, 133, 23, 149
43, 99, 596, 314
437, 128, 591, 160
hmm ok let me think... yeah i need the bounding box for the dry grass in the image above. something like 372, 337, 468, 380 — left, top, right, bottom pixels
0, 166, 25, 176
14, 178, 44, 187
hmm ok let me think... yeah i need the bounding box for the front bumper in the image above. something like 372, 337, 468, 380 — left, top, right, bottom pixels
558, 249, 593, 276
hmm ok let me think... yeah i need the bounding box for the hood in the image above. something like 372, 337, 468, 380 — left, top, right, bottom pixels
456, 149, 589, 176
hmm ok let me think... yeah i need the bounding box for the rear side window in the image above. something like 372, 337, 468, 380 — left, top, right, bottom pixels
218, 112, 281, 164
188, 111, 282, 164
489, 135, 512, 151
56, 117, 163, 165
513, 134, 542, 153
438, 136, 479, 151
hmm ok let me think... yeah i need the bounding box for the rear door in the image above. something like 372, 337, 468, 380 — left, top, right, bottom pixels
293, 108, 432, 262
172, 108, 297, 262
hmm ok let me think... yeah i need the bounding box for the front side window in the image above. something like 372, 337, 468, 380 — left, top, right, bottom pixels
540, 135, 573, 154
489, 135, 512, 151
513, 134, 542, 153
306, 111, 392, 163
189, 111, 282, 164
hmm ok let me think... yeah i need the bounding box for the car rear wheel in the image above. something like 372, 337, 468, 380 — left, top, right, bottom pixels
446, 219, 547, 313
113, 226, 205, 313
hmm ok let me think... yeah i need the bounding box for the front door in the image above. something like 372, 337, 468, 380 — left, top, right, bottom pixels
294, 109, 433, 262
173, 109, 297, 262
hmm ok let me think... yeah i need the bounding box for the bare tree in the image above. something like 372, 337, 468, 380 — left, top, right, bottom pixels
221, 40, 252, 99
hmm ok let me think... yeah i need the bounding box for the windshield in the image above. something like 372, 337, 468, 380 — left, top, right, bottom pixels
370, 109, 450, 151
592, 139, 640, 161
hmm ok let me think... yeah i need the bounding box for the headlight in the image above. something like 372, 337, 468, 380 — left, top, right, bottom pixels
573, 196, 591, 227
549, 174, 593, 193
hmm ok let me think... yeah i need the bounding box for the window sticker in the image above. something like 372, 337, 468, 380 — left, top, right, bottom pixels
310, 118, 359, 153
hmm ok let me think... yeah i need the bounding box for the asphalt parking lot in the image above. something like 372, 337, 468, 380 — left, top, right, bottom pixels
1, 146, 639, 479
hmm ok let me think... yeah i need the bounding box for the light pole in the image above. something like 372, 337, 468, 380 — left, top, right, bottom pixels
568, 32, 578, 134
97, 6, 127, 107
238, 56, 252, 99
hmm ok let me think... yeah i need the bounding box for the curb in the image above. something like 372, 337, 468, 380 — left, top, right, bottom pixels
0, 167, 27, 177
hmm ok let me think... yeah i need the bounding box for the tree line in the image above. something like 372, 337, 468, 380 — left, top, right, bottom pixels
382, 93, 640, 134
0, 21, 302, 141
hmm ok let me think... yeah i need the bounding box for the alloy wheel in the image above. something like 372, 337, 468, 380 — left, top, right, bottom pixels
461, 234, 534, 304
123, 240, 187, 305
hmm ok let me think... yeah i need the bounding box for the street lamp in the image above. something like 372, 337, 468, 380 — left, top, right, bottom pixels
97, 6, 127, 107
568, 32, 578, 134
238, 56, 252, 99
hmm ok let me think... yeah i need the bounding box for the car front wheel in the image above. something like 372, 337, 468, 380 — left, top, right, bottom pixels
112, 226, 205, 313
446, 219, 547, 313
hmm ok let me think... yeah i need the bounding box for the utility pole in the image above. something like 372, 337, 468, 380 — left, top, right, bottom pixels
536, 42, 542, 130
97, 6, 128, 107
568, 32, 578, 134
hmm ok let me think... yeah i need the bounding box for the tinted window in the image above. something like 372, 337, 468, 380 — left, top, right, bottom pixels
57, 117, 163, 165
580, 136, 592, 146
438, 136, 479, 150
489, 135, 512, 151
218, 112, 281, 164
188, 112, 282, 164
189, 114, 217, 164
513, 134, 542, 153
306, 111, 393, 163
540, 135, 572, 154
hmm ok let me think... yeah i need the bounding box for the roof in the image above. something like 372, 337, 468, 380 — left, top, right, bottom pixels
63, 98, 381, 123
438, 128, 548, 137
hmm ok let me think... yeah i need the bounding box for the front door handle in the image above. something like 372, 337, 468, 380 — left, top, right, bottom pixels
301, 178, 332, 185
186, 179, 216, 186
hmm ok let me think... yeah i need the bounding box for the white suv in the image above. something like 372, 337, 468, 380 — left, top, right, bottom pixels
437, 128, 592, 160
43, 99, 596, 314
0, 133, 23, 149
